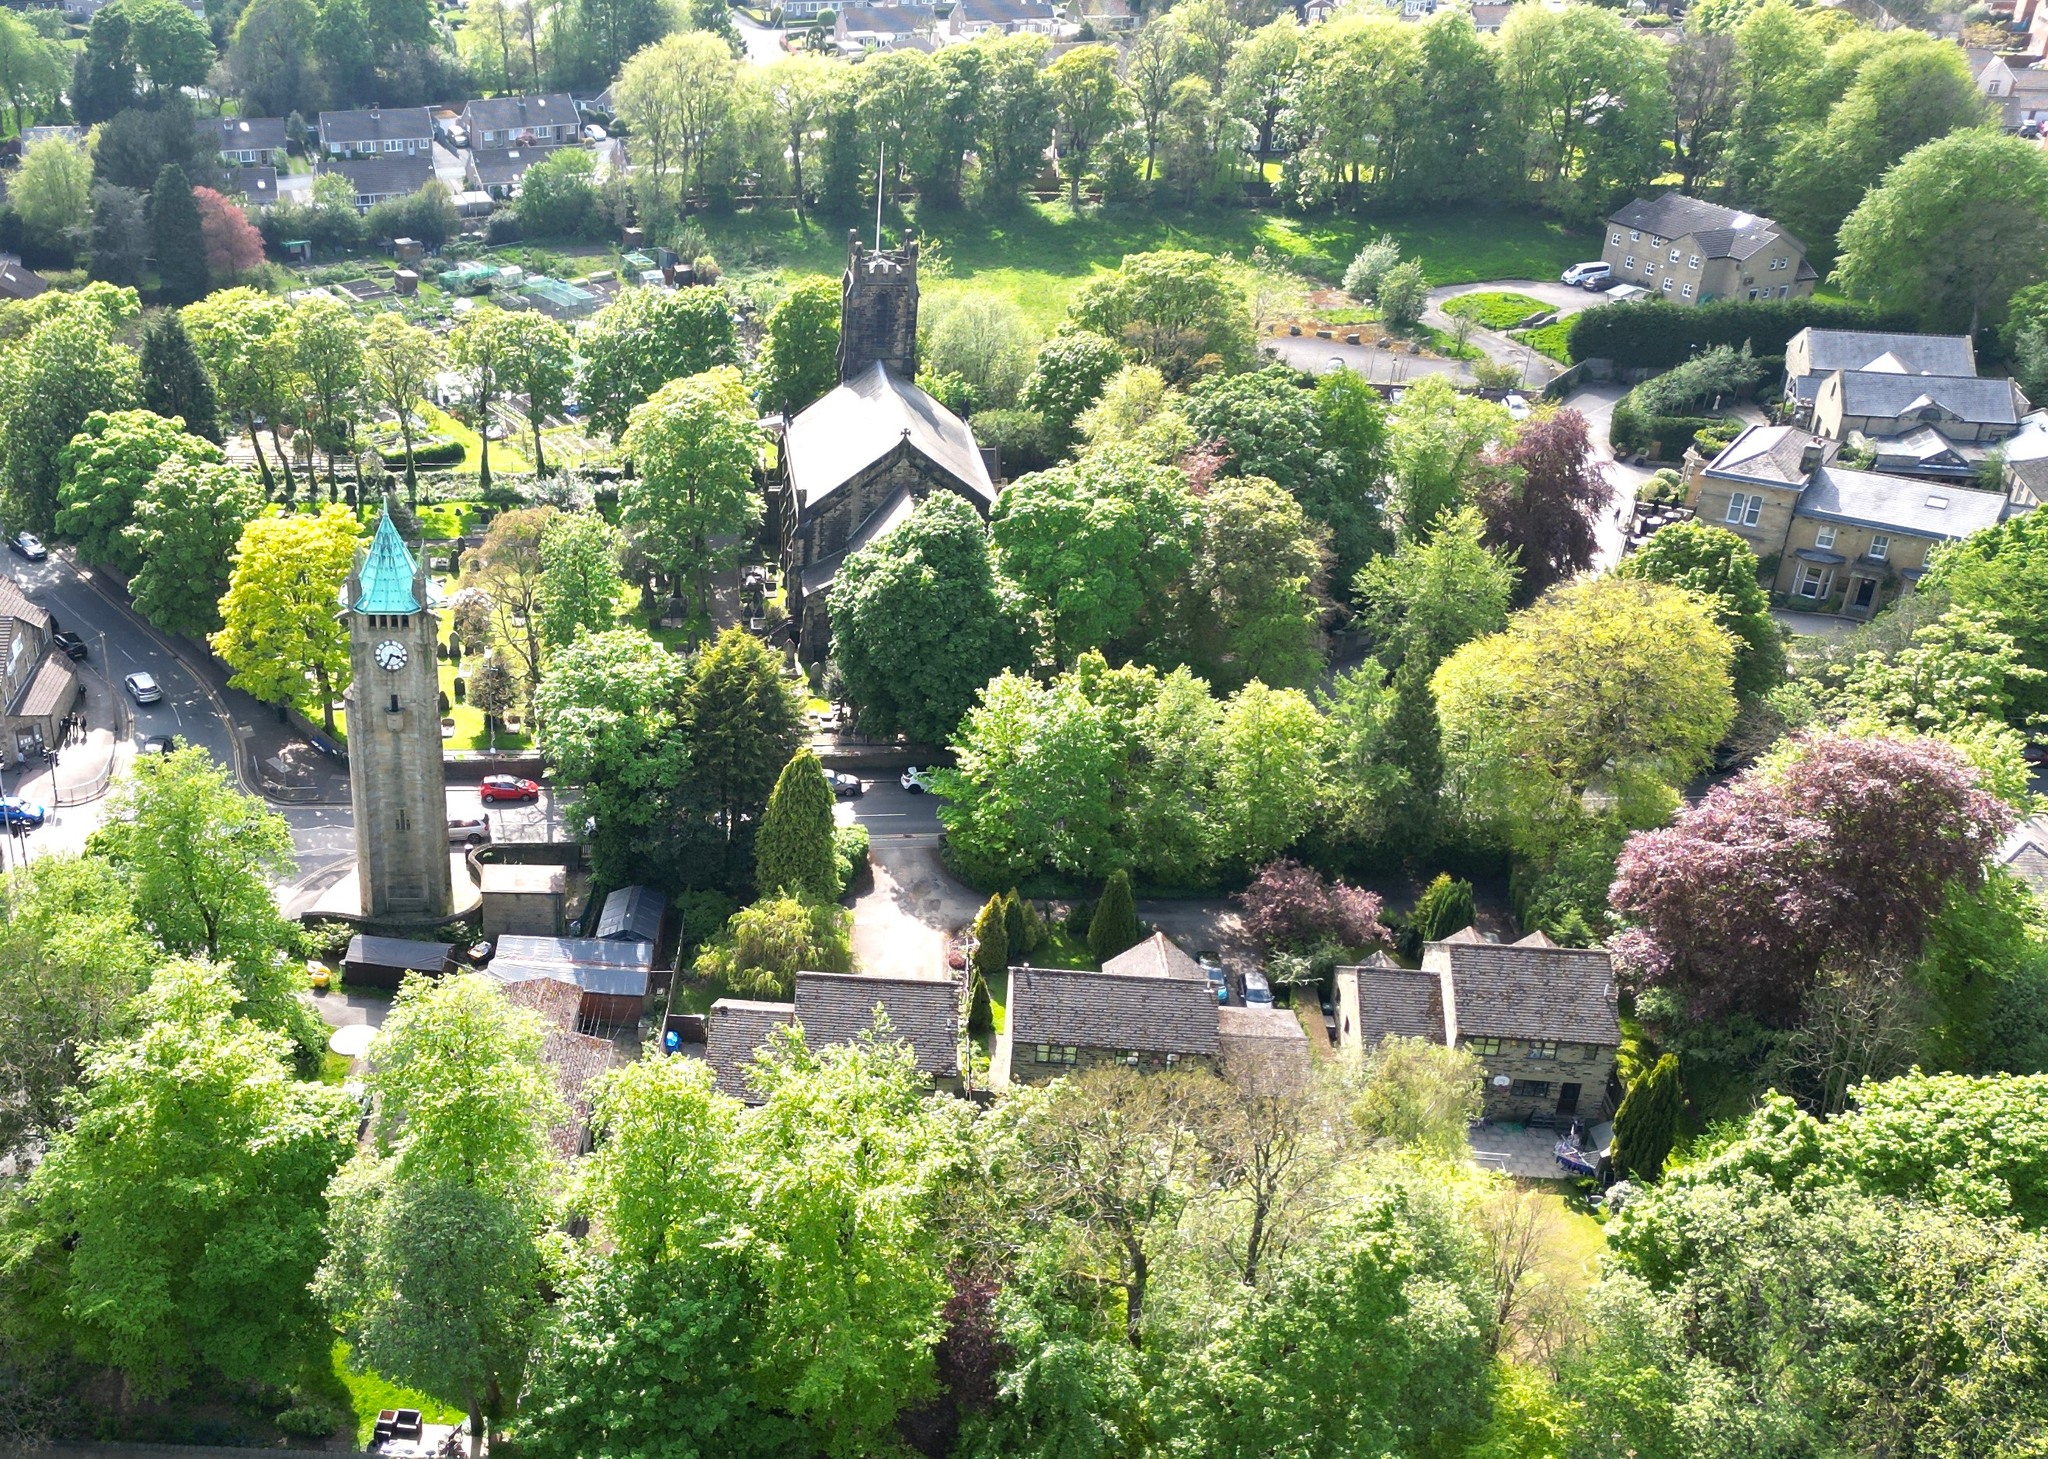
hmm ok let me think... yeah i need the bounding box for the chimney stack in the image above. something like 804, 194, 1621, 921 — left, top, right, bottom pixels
1799, 438, 1825, 475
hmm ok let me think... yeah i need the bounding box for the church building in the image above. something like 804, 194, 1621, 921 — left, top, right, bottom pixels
345, 502, 453, 920
777, 232, 996, 664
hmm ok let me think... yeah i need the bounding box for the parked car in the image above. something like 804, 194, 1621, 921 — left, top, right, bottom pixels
582, 122, 609, 141
479, 774, 541, 803
448, 816, 492, 847
1503, 393, 1531, 421
1560, 261, 1612, 288
1198, 952, 1228, 1005
0, 796, 47, 829
124, 671, 162, 704
900, 766, 936, 794
9, 532, 46, 560
1243, 970, 1275, 1007
51, 632, 86, 660
825, 769, 864, 799
139, 734, 178, 755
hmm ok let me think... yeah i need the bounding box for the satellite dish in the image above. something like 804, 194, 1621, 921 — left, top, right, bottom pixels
1492, 1074, 1511, 1088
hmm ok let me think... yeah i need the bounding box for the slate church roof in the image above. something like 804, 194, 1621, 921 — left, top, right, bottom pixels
783, 362, 995, 510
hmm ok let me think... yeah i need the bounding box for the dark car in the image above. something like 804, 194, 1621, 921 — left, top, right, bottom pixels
9, 532, 46, 561
51, 632, 86, 661
2027, 741, 2048, 766
479, 774, 541, 803
140, 734, 178, 755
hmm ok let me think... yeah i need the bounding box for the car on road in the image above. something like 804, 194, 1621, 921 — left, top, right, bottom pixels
51, 632, 86, 661
479, 774, 541, 803
1503, 393, 1531, 421
826, 769, 864, 799
0, 796, 47, 829
900, 766, 936, 794
9, 532, 46, 561
448, 816, 492, 847
139, 734, 178, 756
124, 671, 162, 704
1560, 261, 1612, 289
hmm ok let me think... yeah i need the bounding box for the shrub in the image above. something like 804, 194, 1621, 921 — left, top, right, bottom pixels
968, 974, 993, 1036
1004, 888, 1047, 958
1239, 859, 1388, 953
1343, 233, 1401, 302
1064, 898, 1095, 939
1612, 1052, 1682, 1180
1410, 874, 1475, 942
484, 211, 523, 245
274, 1406, 344, 1439
1632, 345, 1764, 417
1637, 469, 1687, 505
1378, 260, 1429, 329
1515, 319, 1574, 363
831, 822, 869, 897
971, 408, 1055, 477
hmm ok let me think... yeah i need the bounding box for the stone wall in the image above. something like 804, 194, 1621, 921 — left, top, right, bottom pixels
837, 232, 919, 382
1468, 1039, 1616, 1122
1004, 1041, 1214, 1088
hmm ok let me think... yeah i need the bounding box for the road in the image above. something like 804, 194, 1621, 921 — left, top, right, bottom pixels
733, 11, 789, 65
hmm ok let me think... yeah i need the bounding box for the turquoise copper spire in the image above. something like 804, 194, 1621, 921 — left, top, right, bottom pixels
352, 503, 422, 614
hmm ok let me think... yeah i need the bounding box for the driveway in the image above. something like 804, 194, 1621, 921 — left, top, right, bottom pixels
1421, 278, 1599, 388
850, 843, 979, 978
1268, 333, 1477, 386
1560, 381, 1649, 572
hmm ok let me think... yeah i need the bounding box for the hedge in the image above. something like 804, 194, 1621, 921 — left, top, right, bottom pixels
1565, 297, 1917, 370
379, 438, 465, 468
1609, 399, 1730, 462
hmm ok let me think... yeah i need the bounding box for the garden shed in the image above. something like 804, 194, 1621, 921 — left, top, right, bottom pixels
343, 935, 455, 990
485, 933, 654, 1028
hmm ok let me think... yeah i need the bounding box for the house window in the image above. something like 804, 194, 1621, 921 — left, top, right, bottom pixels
1528, 1040, 1559, 1060
1165, 1052, 1179, 1067
1798, 565, 1830, 599
1662, 278, 1674, 292
1682, 284, 1695, 299
1990, 80, 2004, 95
384, 138, 403, 152
1650, 235, 1665, 248
1869, 534, 1890, 562
1668, 248, 1680, 263
395, 808, 410, 830
1610, 232, 1623, 246
1688, 254, 1700, 270
1466, 1036, 1503, 1055
1510, 1079, 1552, 1098
1629, 229, 1640, 242
1815, 525, 1836, 550
1624, 255, 1636, 270
1124, 1051, 1139, 1065
1725, 493, 1762, 527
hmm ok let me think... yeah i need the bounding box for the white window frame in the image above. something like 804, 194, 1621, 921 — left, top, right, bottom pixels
1798, 565, 1830, 599
1629, 228, 1640, 242
1624, 255, 1636, 270
1869, 534, 1890, 562
1681, 284, 1695, 299
1688, 254, 1701, 270
1815, 524, 1836, 549
1669, 248, 1680, 263
1725, 492, 1762, 527
1611, 232, 1623, 246
1662, 277, 1674, 291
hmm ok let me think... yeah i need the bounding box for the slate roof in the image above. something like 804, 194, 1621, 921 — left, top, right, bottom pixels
704, 997, 795, 1099
839, 3, 935, 34
1007, 962, 1220, 1056
1825, 370, 2028, 428
319, 105, 433, 147
467, 146, 555, 191
11, 654, 76, 720
1437, 942, 1621, 1046
1100, 931, 1208, 983
950, 0, 1056, 25
1796, 467, 2007, 540
2000, 818, 2048, 902
463, 93, 577, 135
1787, 329, 1976, 400
1340, 953, 1446, 1044
352, 506, 422, 613
794, 971, 960, 1078
595, 885, 667, 944
0, 259, 49, 301
198, 114, 288, 153
222, 167, 279, 205
1704, 424, 1830, 487
344, 935, 453, 975
1216, 1005, 1311, 1093
784, 362, 994, 511
489, 933, 654, 998
322, 152, 437, 200
798, 484, 918, 597
1608, 192, 1804, 260
0, 576, 51, 630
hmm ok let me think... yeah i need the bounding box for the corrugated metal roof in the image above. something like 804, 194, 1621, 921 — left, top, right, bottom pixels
346, 935, 454, 972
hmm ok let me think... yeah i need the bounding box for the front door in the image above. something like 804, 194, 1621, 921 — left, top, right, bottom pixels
1556, 1083, 1581, 1117
1852, 578, 1876, 612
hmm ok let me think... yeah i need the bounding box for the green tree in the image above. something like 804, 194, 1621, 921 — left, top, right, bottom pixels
0, 299, 141, 530
224, 0, 321, 116
90, 182, 148, 287
491, 310, 575, 478
1919, 508, 2048, 728
761, 54, 841, 226
579, 270, 740, 439
183, 287, 295, 498
138, 310, 220, 444
361, 311, 439, 502
1354, 504, 1519, 672
1835, 128, 2048, 335
753, 274, 840, 417
1612, 1052, 1682, 1182
619, 367, 764, 622
1410, 873, 1475, 942
1046, 43, 1129, 208
1192, 475, 1326, 691
1088, 868, 1140, 963
0, 855, 155, 1165
463, 505, 552, 695
210, 505, 360, 735
976, 31, 1056, 208
11, 135, 91, 254
1496, 3, 1670, 219
969, 893, 1006, 1037
447, 305, 518, 491
1384, 376, 1513, 539
755, 748, 839, 901
119, 0, 212, 96
55, 408, 220, 576
1068, 247, 1253, 379
286, 294, 366, 501
126, 458, 262, 640
680, 627, 803, 847
3, 961, 355, 1396
0, 8, 67, 136
513, 142, 603, 240
1019, 327, 1123, 448
1352, 1035, 1485, 1157
534, 511, 624, 651
1213, 681, 1325, 871
829, 492, 1023, 745
149, 163, 209, 307
692, 895, 853, 1000
1616, 519, 1785, 701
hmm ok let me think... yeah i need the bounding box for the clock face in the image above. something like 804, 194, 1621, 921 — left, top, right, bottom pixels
376, 639, 408, 672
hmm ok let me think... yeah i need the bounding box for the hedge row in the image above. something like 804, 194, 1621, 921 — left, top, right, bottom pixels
379, 439, 466, 468
1609, 401, 1743, 463
1566, 298, 1917, 370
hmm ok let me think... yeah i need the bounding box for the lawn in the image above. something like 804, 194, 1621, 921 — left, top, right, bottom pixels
1514, 319, 1574, 363
416, 402, 535, 478
331, 1343, 463, 1448
318, 1052, 353, 1085
700, 202, 1591, 337
1033, 925, 1098, 970
1442, 291, 1554, 331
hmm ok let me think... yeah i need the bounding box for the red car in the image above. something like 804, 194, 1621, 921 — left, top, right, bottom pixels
479, 774, 542, 803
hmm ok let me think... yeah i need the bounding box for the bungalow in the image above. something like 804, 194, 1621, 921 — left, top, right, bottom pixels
198, 114, 288, 167
465, 145, 556, 199
994, 933, 1221, 1089
1336, 930, 1622, 1124
0, 258, 50, 302
704, 971, 962, 1101
1781, 327, 1977, 421
320, 153, 439, 211
836, 4, 937, 46
462, 93, 579, 149
221, 166, 280, 208
944, 0, 1057, 34
318, 104, 434, 158
1602, 192, 1816, 306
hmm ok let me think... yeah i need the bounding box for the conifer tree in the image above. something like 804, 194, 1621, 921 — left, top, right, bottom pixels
140, 311, 221, 443
150, 164, 209, 307
1088, 869, 1141, 964
755, 748, 838, 901
969, 894, 1006, 1039
1612, 1053, 1682, 1182
1411, 874, 1476, 943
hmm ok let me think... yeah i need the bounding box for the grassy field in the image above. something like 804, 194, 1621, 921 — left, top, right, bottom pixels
701, 202, 1591, 336
1515, 319, 1574, 363
1442, 291, 1554, 331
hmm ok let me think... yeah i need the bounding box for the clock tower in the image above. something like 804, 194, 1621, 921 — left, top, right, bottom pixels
345, 500, 451, 919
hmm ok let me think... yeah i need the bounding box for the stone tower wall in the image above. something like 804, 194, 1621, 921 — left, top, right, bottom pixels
837, 230, 920, 382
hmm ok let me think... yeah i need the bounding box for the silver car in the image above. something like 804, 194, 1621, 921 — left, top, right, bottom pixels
124, 671, 162, 704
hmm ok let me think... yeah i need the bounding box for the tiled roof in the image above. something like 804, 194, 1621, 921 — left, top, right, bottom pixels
794, 971, 960, 1078
1705, 424, 1828, 486
10, 654, 75, 720
222, 167, 279, 205
1340, 953, 1446, 1044
785, 362, 994, 511
839, 3, 934, 33
1828, 370, 2027, 428
1007, 963, 1219, 1056
0, 576, 50, 630
0, 259, 49, 301
1797, 467, 2007, 540
1438, 942, 1620, 1046
345, 935, 454, 974
197, 114, 288, 151
1790, 328, 1975, 383
952, 0, 1055, 21
468, 146, 556, 189
319, 105, 433, 145
704, 997, 795, 1099
463, 93, 577, 134
1100, 931, 1207, 982
352, 505, 422, 614
1608, 192, 1803, 258
1216, 1005, 1310, 1094
504, 977, 617, 1158
322, 152, 437, 200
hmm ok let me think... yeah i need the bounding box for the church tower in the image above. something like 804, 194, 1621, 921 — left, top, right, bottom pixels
837, 230, 919, 383
346, 501, 451, 919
